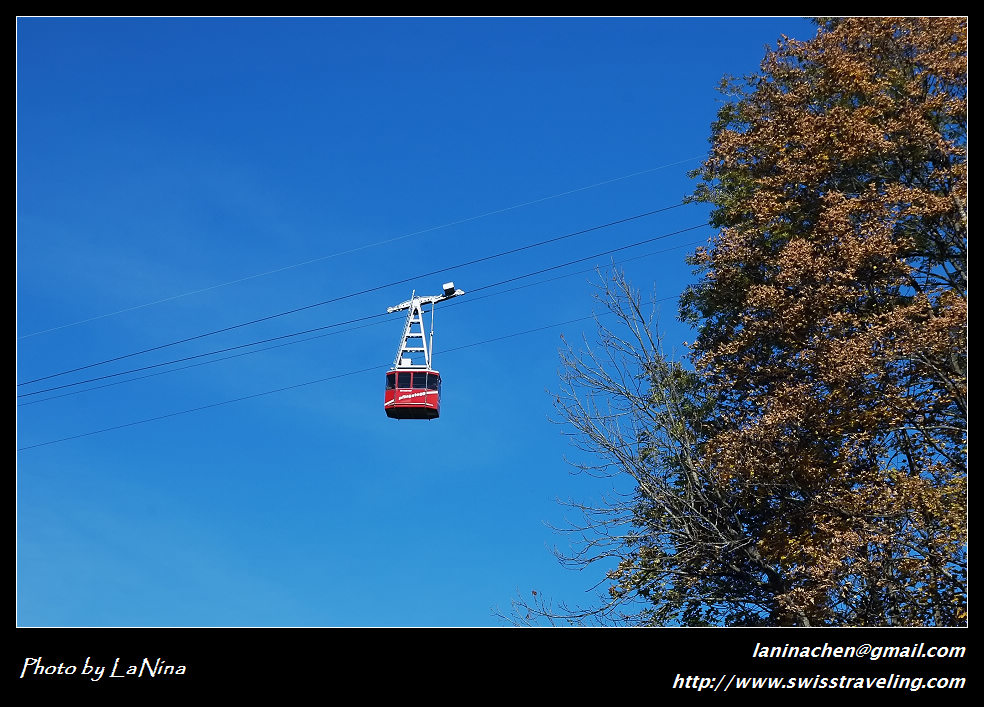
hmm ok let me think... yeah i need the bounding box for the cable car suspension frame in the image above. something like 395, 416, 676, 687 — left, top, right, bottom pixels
383, 282, 464, 419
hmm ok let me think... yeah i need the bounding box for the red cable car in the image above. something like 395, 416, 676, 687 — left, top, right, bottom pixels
383, 282, 463, 420
384, 369, 442, 419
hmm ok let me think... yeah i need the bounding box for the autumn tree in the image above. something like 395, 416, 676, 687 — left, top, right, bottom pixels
683, 16, 967, 626
505, 17, 966, 627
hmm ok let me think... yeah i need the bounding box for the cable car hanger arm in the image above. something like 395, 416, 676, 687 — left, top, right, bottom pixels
386, 282, 465, 313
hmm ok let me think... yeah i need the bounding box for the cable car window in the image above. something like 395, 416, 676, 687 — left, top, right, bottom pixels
386, 373, 396, 390
426, 375, 441, 391
413, 372, 429, 389
398, 372, 412, 388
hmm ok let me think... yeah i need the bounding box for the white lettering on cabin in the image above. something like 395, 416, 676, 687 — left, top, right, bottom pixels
398, 391, 431, 401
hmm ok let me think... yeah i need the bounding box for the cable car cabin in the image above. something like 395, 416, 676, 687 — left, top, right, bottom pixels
384, 369, 442, 420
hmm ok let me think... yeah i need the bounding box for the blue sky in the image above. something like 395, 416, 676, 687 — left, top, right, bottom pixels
16, 16, 819, 627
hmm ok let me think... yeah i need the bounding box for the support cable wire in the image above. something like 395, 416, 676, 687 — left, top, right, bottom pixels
18, 157, 702, 341
19, 204, 692, 388
19, 240, 704, 407
17, 312, 389, 398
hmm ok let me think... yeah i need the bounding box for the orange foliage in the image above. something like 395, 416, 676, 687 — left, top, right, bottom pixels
686, 17, 966, 625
